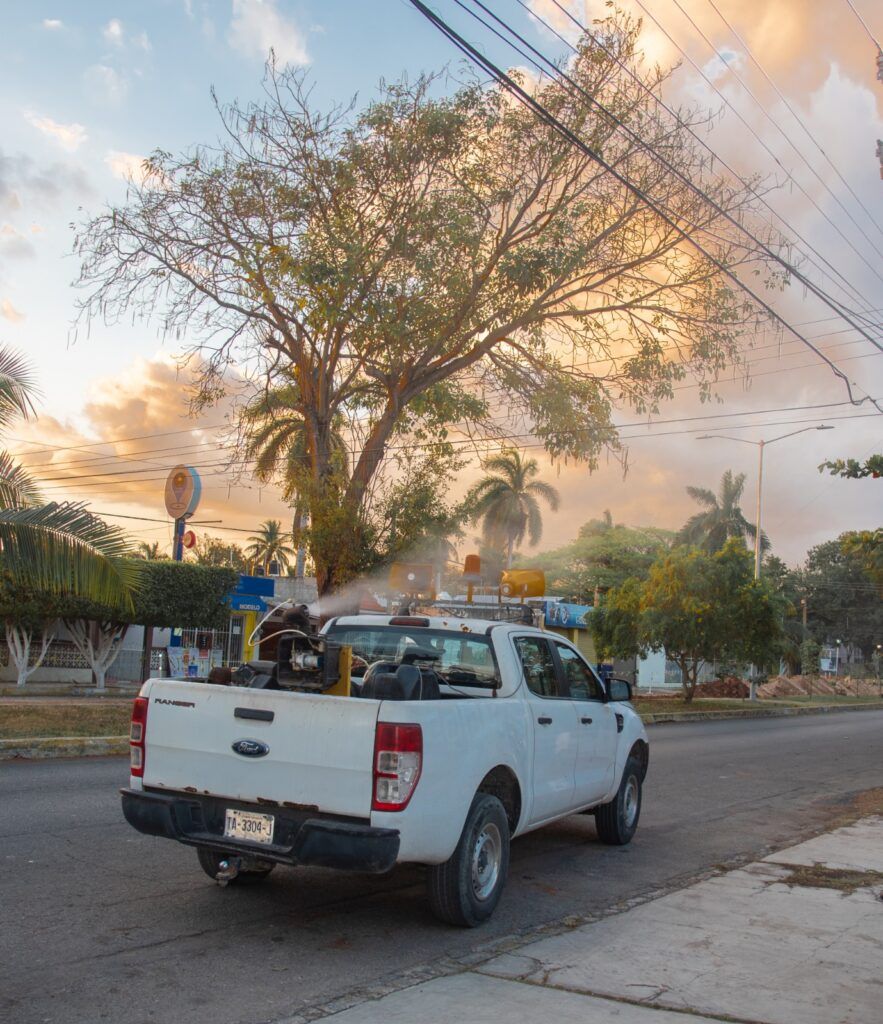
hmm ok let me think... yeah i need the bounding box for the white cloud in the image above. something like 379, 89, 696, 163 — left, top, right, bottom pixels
105, 150, 147, 183
84, 65, 129, 106
103, 18, 125, 46
42, 18, 63, 30
228, 0, 309, 66
0, 224, 37, 259
702, 48, 744, 83
23, 112, 87, 151
1, 298, 25, 323
102, 18, 151, 52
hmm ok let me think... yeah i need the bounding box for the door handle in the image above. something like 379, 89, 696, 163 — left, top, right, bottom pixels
537, 716, 553, 725
615, 713, 624, 733
580, 716, 593, 725
235, 707, 274, 722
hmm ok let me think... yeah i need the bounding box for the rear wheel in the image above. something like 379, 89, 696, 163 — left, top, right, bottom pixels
427, 792, 510, 927
594, 754, 642, 845
196, 847, 275, 883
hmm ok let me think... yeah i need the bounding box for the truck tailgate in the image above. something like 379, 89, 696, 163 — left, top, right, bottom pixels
141, 682, 380, 818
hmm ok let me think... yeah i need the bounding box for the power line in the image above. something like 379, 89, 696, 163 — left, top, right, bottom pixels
569, 328, 880, 377
424, 0, 883, 410
619, 0, 883, 307
665, 0, 883, 265
458, 0, 883, 364
6, 421, 228, 459
844, 0, 881, 47
670, 348, 880, 393
13, 325, 880, 478
701, 0, 883, 240
35, 407, 880, 493
530, 0, 883, 323
38, 400, 881, 482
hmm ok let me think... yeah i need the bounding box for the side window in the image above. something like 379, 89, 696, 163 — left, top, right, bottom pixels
514, 636, 560, 698
554, 643, 605, 701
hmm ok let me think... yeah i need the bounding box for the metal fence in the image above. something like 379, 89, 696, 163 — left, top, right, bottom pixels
0, 640, 89, 669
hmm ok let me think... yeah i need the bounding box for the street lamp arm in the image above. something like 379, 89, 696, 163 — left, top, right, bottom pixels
696, 434, 759, 446
697, 425, 834, 447
765, 425, 834, 446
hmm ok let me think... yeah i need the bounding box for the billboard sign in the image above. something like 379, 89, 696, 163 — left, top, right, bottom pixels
543, 601, 592, 629
164, 464, 202, 519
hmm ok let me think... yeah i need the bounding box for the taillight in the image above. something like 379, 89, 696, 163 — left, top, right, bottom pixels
130, 696, 148, 778
372, 723, 422, 812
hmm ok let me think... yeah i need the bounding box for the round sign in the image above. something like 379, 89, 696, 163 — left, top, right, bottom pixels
164, 465, 201, 519
182, 529, 197, 549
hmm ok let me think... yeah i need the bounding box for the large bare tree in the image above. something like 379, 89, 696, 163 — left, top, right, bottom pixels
76, 15, 779, 593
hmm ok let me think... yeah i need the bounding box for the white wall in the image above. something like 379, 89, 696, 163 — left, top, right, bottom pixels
637, 649, 676, 689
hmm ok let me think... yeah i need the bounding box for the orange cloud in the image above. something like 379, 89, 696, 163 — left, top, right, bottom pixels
13, 355, 292, 550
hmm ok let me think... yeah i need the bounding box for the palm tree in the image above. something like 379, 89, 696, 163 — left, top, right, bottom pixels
0, 347, 138, 607
245, 519, 295, 575
469, 449, 561, 568
676, 470, 769, 553
137, 541, 162, 560
240, 374, 348, 577
579, 508, 615, 538
0, 348, 139, 686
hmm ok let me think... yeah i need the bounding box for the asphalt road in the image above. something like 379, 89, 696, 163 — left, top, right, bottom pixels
2, 711, 882, 1024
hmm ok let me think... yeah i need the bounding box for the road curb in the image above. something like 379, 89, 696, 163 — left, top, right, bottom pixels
0, 735, 129, 760
1, 702, 881, 759
642, 702, 883, 725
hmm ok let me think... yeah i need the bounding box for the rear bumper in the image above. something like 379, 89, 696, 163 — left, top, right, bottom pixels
121, 788, 400, 874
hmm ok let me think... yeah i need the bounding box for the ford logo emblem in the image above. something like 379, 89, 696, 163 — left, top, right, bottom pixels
232, 739, 269, 758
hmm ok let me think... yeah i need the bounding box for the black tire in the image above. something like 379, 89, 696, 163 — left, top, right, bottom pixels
427, 792, 510, 927
196, 847, 275, 883
594, 754, 642, 845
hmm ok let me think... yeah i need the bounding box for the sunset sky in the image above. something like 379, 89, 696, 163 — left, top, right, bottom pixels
1, 1, 880, 566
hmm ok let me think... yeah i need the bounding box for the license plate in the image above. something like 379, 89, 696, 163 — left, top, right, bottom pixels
224, 808, 275, 845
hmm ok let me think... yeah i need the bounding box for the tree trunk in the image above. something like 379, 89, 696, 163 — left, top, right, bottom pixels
65, 619, 129, 692
679, 657, 697, 703
5, 622, 55, 688
309, 493, 370, 596
140, 626, 155, 683
294, 511, 308, 579
505, 534, 515, 570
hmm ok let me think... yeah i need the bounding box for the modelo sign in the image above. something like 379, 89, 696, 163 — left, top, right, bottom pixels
164, 464, 202, 519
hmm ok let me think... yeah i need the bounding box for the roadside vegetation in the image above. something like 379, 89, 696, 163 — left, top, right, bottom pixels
0, 702, 132, 740
3, 690, 881, 742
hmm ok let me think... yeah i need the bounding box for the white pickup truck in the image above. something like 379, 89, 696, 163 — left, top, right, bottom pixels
122, 614, 649, 926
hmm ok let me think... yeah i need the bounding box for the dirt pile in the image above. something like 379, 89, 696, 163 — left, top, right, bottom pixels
757, 675, 881, 699
694, 677, 749, 698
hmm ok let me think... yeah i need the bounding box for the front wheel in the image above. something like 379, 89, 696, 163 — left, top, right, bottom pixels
196, 847, 275, 883
594, 755, 642, 845
427, 792, 510, 927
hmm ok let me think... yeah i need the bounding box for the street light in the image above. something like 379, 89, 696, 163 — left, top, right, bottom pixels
697, 425, 835, 579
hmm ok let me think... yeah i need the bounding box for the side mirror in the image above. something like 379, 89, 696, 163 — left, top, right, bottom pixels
607, 677, 632, 702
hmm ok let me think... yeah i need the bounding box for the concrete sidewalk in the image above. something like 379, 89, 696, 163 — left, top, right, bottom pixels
302, 816, 883, 1024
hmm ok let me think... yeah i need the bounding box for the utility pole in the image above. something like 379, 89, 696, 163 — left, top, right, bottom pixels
697, 425, 834, 578
800, 597, 810, 701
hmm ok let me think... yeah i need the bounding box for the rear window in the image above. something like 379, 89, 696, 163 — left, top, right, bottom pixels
326, 624, 500, 689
